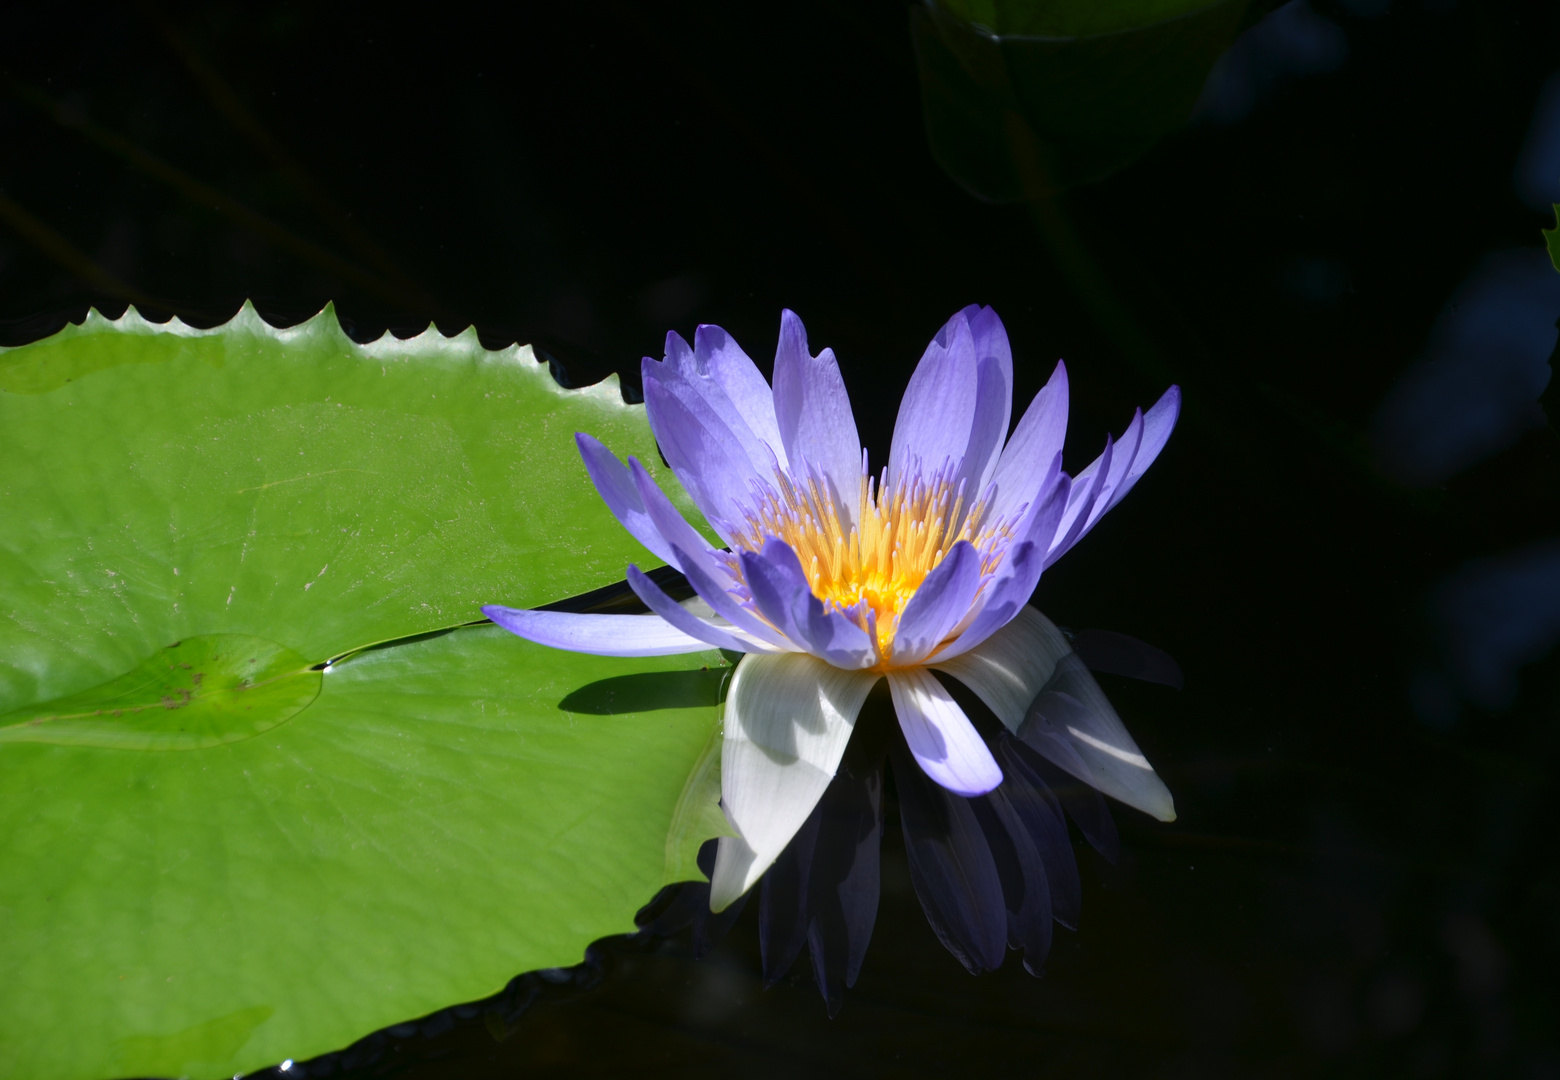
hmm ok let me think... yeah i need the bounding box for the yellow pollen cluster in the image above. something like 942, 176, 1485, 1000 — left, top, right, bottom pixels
733, 468, 1009, 662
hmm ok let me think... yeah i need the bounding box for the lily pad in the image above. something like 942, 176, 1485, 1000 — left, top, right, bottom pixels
0, 306, 728, 1080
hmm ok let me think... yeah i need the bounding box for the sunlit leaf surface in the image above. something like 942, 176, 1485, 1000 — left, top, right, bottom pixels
0, 306, 727, 1080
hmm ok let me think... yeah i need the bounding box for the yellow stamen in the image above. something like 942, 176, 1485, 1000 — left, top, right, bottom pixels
731, 465, 1014, 665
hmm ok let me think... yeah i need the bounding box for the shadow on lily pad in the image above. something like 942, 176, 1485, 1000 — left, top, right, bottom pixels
560, 669, 727, 715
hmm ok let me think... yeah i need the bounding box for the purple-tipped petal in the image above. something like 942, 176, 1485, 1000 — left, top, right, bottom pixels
575, 433, 678, 568
740, 539, 875, 669
694, 323, 788, 470
987, 360, 1068, 528
771, 310, 863, 528
626, 564, 772, 654
890, 540, 982, 665
482, 605, 711, 656
886, 667, 1003, 796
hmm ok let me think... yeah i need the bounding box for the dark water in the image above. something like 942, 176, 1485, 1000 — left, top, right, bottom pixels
3, 1, 1558, 1076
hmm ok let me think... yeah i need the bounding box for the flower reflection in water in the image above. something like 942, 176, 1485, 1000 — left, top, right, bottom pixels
485, 307, 1181, 1010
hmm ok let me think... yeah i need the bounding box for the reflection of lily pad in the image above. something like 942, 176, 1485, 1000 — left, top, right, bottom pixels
913, 0, 1250, 200
0, 306, 728, 1080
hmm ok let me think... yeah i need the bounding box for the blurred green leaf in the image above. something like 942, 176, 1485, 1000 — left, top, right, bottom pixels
0, 306, 728, 1080
1546, 205, 1559, 273
912, 0, 1249, 201
941, 0, 1223, 37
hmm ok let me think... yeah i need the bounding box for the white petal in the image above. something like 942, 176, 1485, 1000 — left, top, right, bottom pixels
708, 653, 879, 910
931, 605, 1071, 730
1023, 653, 1176, 822
886, 667, 1002, 796
936, 607, 1176, 822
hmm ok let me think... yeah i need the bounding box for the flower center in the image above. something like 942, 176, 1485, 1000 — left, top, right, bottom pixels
732, 463, 1013, 661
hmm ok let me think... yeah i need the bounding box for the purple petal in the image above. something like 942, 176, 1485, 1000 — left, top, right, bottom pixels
740, 539, 875, 669
771, 310, 863, 528
890, 734, 1008, 975
656, 329, 781, 479
694, 323, 788, 470
1044, 435, 1114, 568
961, 306, 1016, 493
924, 541, 1040, 666
1102, 384, 1180, 515
626, 564, 769, 654
987, 360, 1068, 529
627, 457, 734, 587
575, 433, 678, 568
888, 310, 980, 492
671, 543, 795, 651
886, 667, 1003, 796
890, 540, 982, 665
624, 463, 791, 650
928, 464, 1069, 662
640, 366, 760, 540
481, 605, 711, 656
1047, 384, 1180, 563
1075, 408, 1145, 540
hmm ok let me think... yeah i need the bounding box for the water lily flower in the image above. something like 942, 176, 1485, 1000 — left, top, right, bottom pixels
636, 628, 1185, 1014
484, 306, 1179, 912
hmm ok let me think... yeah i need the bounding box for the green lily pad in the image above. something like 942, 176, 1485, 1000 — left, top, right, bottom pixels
0, 306, 729, 1080
0, 635, 320, 751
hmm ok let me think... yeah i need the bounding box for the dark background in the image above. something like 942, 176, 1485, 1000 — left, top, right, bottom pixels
3, 1, 1558, 1076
